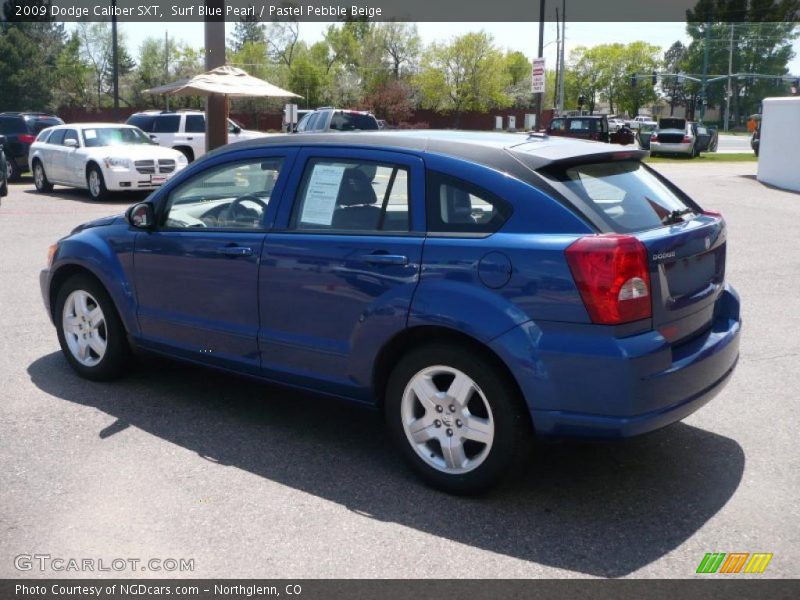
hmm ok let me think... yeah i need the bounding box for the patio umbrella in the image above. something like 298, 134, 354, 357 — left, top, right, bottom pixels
143, 65, 302, 149
144, 65, 301, 99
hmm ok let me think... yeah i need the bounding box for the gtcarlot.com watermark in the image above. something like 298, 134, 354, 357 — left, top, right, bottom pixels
14, 554, 195, 573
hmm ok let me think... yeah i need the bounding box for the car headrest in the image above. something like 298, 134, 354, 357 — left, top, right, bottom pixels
337, 168, 378, 207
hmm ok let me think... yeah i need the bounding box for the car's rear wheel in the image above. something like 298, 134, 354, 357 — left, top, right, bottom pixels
385, 343, 531, 494
6, 157, 21, 182
54, 274, 130, 381
86, 165, 108, 201
33, 160, 53, 192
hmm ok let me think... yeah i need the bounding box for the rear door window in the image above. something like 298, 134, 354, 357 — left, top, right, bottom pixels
127, 115, 155, 132
153, 115, 181, 133
544, 161, 693, 233
291, 159, 410, 232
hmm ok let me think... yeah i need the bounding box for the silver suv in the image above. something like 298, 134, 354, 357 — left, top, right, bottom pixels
295, 108, 380, 133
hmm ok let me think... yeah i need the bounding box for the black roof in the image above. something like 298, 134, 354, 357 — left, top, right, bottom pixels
213, 130, 647, 178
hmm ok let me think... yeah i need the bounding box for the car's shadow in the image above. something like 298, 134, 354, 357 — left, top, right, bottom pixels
27, 352, 744, 577
23, 186, 151, 205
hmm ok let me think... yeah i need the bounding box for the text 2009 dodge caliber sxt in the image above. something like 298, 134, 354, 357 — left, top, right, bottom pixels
40, 131, 741, 494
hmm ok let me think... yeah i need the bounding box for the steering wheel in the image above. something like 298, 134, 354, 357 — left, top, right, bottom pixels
222, 194, 268, 224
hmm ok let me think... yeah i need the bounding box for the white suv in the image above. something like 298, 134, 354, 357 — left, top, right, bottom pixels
126, 110, 269, 162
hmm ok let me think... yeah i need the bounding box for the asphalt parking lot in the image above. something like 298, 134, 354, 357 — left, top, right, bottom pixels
1, 162, 798, 579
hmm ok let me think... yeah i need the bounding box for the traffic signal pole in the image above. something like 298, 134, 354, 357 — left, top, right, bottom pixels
700, 21, 710, 123
534, 0, 545, 130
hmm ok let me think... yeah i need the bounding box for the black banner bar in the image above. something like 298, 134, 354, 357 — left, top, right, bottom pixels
2, 580, 800, 600
3, 0, 799, 23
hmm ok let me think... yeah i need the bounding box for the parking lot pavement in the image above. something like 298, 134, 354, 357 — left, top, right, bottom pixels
1, 165, 798, 579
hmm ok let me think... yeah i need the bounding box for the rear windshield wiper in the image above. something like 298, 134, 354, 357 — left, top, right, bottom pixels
662, 207, 695, 225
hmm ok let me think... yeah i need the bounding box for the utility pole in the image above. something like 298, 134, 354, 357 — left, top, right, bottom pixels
165, 31, 170, 111
557, 0, 566, 116
700, 21, 710, 123
553, 9, 560, 112
724, 22, 734, 131
111, 0, 119, 122
204, 0, 227, 152
534, 0, 545, 130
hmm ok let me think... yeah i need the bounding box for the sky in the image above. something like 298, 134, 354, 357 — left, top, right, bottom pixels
105, 21, 800, 75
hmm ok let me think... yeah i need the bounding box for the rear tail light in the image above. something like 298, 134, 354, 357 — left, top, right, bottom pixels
650, 134, 658, 142
702, 210, 722, 218
18, 134, 36, 144
682, 135, 691, 143
565, 234, 652, 325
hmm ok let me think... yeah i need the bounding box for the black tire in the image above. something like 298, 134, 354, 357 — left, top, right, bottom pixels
32, 160, 53, 192
385, 343, 532, 494
54, 274, 130, 381
6, 157, 21, 182
86, 164, 109, 201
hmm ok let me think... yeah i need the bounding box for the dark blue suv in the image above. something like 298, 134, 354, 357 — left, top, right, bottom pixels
40, 131, 741, 493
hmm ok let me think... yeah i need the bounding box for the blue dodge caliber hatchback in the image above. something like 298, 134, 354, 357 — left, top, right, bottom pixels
41, 131, 740, 493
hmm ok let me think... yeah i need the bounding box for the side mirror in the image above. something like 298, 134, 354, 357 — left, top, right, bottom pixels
64, 138, 79, 148
149, 134, 159, 143
231, 125, 242, 135
126, 202, 155, 229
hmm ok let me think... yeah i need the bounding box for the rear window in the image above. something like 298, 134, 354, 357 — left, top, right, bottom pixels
567, 119, 595, 132
545, 161, 693, 233
329, 112, 379, 131
659, 118, 686, 130
0, 117, 27, 134
26, 117, 63, 134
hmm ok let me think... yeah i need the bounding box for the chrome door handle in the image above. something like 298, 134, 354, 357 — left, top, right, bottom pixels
216, 246, 253, 257
360, 254, 408, 266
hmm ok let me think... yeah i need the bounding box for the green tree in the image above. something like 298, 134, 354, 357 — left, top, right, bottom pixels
415, 32, 511, 126
0, 0, 65, 110
229, 15, 265, 53
53, 32, 92, 108
662, 41, 690, 115
684, 1, 798, 123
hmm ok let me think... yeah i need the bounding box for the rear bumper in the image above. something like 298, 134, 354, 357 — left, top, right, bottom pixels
651, 141, 693, 154
491, 284, 741, 439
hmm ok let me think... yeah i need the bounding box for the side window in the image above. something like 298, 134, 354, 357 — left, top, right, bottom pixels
296, 113, 313, 132
550, 118, 564, 132
426, 172, 511, 235
164, 158, 284, 230
48, 129, 66, 145
185, 115, 205, 133
62, 129, 79, 146
153, 115, 180, 133
291, 159, 410, 233
128, 115, 155, 132
36, 129, 53, 143
312, 112, 329, 131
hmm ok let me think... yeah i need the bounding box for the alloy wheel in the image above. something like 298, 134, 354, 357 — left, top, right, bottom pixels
61, 290, 107, 367
400, 365, 495, 474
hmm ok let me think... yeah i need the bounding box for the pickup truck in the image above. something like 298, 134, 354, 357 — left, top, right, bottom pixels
626, 116, 658, 129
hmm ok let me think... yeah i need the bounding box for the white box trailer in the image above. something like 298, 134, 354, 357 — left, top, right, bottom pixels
757, 96, 800, 193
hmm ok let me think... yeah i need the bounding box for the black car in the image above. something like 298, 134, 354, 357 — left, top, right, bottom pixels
0, 135, 8, 199
751, 120, 761, 156
0, 112, 64, 181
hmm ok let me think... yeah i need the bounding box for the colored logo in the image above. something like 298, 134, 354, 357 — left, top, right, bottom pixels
696, 552, 773, 574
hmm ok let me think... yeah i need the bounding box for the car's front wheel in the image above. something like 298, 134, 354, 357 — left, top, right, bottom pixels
54, 274, 130, 380
385, 343, 531, 494
32, 160, 53, 192
86, 165, 108, 201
